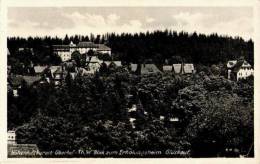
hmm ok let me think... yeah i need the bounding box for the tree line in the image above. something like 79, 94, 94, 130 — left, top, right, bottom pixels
8, 29, 253, 66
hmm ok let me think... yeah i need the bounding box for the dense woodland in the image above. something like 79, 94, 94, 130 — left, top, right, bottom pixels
8, 68, 254, 157
7, 30, 254, 157
8, 30, 254, 66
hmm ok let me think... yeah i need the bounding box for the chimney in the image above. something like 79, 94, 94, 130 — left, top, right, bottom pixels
228, 69, 231, 80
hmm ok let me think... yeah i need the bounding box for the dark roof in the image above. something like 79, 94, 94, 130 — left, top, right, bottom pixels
232, 60, 246, 73
96, 44, 111, 51
173, 64, 182, 74
34, 66, 47, 74
8, 75, 42, 87
8, 75, 24, 87
53, 45, 70, 51
163, 65, 172, 72
227, 60, 252, 72
49, 66, 62, 74
172, 63, 195, 74
130, 64, 138, 72
77, 42, 98, 48
23, 76, 42, 86
112, 61, 122, 67
141, 64, 161, 74
227, 60, 237, 68
183, 64, 195, 74
54, 67, 63, 74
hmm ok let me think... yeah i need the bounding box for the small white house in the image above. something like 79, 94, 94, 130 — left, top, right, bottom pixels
227, 60, 253, 81
8, 130, 16, 144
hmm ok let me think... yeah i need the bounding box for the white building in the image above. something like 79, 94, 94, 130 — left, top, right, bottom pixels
227, 60, 253, 81
8, 130, 16, 144
172, 63, 195, 74
53, 41, 111, 62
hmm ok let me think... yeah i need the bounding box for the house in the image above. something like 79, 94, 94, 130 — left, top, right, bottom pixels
70, 72, 77, 80
34, 66, 48, 75
8, 75, 24, 97
96, 44, 112, 55
103, 61, 122, 68
140, 64, 161, 74
104, 61, 111, 66
129, 64, 138, 72
227, 59, 253, 81
86, 63, 101, 74
49, 66, 62, 77
87, 56, 103, 64
53, 41, 111, 62
7, 130, 16, 145
172, 63, 195, 74
183, 64, 195, 74
160, 116, 165, 121
22, 76, 42, 86
18, 47, 34, 55
84, 56, 103, 74
8, 75, 43, 96
77, 41, 99, 54
113, 61, 122, 67
108, 61, 122, 68
173, 64, 182, 74
46, 66, 65, 86
169, 117, 179, 122
53, 45, 71, 62
77, 67, 93, 75
163, 65, 173, 72
63, 61, 76, 70
52, 67, 64, 86
18, 48, 25, 51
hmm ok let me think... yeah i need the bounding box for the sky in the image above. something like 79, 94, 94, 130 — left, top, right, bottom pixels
7, 7, 253, 40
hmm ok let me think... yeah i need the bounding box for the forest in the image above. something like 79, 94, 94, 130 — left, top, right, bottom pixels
8, 30, 254, 66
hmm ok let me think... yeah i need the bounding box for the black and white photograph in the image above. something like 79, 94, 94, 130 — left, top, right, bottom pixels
4, 0, 257, 160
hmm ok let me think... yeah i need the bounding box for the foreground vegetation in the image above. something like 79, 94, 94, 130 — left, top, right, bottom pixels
8, 67, 253, 157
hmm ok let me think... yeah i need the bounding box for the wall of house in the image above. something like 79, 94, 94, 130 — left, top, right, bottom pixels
97, 50, 111, 55
237, 67, 254, 81
56, 51, 71, 62
8, 131, 16, 144
56, 47, 99, 62
70, 47, 97, 54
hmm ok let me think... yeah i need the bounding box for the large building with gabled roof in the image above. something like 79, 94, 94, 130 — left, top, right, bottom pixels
53, 41, 111, 62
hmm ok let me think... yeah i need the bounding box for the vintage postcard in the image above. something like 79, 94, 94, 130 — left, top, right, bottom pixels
0, 0, 259, 163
